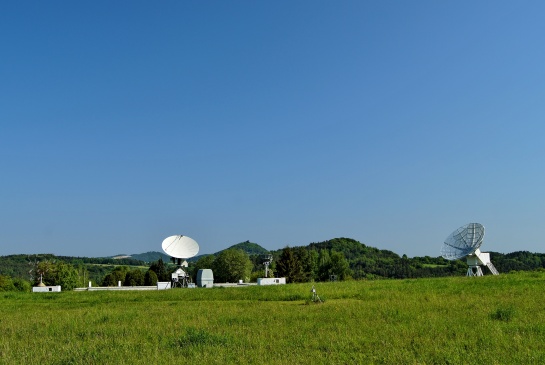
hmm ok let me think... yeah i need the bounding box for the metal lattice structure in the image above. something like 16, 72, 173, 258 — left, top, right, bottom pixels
441, 223, 485, 260
261, 254, 273, 278
441, 223, 499, 276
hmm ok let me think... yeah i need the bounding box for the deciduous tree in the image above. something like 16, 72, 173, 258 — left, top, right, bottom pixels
212, 249, 252, 283
124, 269, 145, 286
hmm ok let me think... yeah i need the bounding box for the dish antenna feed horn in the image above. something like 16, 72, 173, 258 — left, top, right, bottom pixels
440, 223, 499, 276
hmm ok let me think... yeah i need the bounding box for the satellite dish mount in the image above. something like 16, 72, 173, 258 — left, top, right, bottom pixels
161, 235, 199, 288
441, 223, 499, 276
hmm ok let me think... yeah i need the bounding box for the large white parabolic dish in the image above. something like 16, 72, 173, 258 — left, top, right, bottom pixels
161, 235, 200, 259
441, 223, 485, 260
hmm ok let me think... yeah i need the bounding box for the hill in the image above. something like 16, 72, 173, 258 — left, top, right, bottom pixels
217, 241, 270, 256
4, 239, 545, 285
0, 254, 148, 285
126, 251, 170, 263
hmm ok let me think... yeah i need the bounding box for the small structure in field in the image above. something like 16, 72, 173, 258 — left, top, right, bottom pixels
257, 277, 286, 285
33, 285, 61, 293
196, 269, 214, 288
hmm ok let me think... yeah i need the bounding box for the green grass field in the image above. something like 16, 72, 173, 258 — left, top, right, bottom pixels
1, 271, 544, 364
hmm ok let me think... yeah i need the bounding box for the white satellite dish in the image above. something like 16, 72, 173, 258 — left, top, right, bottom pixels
161, 235, 199, 259
441, 223, 499, 276
161, 235, 200, 288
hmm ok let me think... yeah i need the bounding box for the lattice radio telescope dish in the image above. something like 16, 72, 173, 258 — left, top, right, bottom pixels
441, 223, 485, 260
440, 223, 499, 276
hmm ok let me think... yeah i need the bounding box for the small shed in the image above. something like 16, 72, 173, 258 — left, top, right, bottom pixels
157, 282, 171, 290
257, 277, 286, 286
32, 285, 62, 292
196, 269, 214, 288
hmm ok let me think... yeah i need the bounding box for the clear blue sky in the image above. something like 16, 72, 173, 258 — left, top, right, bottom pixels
2, 1, 545, 258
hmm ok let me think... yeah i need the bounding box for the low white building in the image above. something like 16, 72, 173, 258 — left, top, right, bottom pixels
257, 277, 286, 285
32, 285, 61, 293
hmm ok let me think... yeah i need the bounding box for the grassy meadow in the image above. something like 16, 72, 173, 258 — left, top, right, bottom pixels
1, 271, 545, 364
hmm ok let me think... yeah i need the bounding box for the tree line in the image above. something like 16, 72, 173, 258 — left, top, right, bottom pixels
4, 238, 545, 291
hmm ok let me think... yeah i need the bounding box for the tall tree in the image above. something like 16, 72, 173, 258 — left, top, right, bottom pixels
144, 270, 158, 286
36, 261, 79, 290
317, 250, 332, 281
149, 258, 169, 282
276, 247, 303, 283
191, 255, 216, 282
53, 262, 79, 290
124, 269, 145, 286
330, 250, 350, 281
212, 249, 252, 283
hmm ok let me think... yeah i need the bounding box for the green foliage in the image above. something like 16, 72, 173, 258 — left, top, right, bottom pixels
276, 247, 303, 283
0, 254, 147, 287
212, 249, 252, 283
129, 251, 170, 263
0, 275, 15, 291
52, 262, 79, 290
12, 278, 31, 292
317, 249, 331, 281
144, 270, 158, 286
102, 266, 130, 286
149, 258, 169, 282
124, 269, 145, 286
35, 261, 79, 290
191, 255, 216, 282
330, 250, 351, 280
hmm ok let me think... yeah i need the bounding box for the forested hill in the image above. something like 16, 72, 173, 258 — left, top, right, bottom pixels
219, 241, 270, 255
127, 251, 170, 263
270, 238, 545, 279
0, 254, 147, 281
307, 237, 400, 261
3, 239, 545, 284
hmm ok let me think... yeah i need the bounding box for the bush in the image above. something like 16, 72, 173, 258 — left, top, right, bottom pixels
0, 275, 15, 291
124, 269, 145, 286
12, 278, 31, 292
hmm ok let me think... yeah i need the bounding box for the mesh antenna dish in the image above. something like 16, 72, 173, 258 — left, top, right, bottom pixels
441, 223, 499, 276
441, 223, 484, 260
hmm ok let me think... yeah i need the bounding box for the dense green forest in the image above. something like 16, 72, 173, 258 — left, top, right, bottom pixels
2, 238, 545, 291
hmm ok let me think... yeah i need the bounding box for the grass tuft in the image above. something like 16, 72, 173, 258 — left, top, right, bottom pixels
490, 306, 516, 322
174, 327, 230, 348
